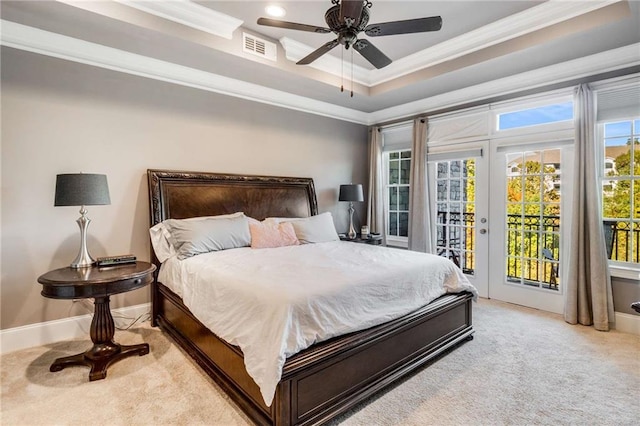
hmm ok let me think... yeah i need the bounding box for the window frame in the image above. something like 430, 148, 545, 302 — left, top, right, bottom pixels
597, 117, 640, 279
383, 148, 411, 248
491, 93, 574, 137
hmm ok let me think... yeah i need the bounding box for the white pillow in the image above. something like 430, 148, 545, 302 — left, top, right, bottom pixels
283, 212, 339, 244
149, 212, 244, 262
167, 215, 251, 260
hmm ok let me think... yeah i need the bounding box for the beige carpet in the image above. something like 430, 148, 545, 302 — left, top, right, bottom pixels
1, 299, 638, 425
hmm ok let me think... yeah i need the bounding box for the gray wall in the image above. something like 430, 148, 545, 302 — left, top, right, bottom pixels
612, 277, 640, 315
0, 48, 368, 330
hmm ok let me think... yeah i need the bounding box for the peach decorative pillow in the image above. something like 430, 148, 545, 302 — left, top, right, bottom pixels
250, 221, 300, 249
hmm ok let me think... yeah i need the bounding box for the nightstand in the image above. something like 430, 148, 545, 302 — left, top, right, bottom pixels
340, 235, 383, 245
37, 261, 156, 381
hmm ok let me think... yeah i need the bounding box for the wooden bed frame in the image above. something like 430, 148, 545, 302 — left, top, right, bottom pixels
147, 169, 474, 426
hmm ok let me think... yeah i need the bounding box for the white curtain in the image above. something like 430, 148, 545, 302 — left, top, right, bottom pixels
565, 84, 614, 331
367, 126, 386, 245
408, 118, 433, 253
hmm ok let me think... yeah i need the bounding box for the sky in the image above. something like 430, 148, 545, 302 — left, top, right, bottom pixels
498, 102, 573, 131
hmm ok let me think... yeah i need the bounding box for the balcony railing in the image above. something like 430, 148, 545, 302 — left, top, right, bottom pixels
604, 220, 640, 263
505, 214, 559, 289
436, 212, 637, 287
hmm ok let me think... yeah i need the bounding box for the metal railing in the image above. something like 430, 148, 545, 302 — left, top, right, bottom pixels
436, 213, 637, 286
505, 214, 560, 288
604, 220, 640, 263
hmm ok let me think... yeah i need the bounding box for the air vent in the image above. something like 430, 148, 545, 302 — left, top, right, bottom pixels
243, 33, 277, 62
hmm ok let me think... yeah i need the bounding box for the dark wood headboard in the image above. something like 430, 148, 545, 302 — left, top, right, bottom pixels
148, 169, 318, 226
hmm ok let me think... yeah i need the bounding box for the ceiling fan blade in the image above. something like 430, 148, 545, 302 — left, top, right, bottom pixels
297, 39, 340, 65
353, 39, 392, 69
257, 17, 331, 34
365, 16, 443, 36
339, 0, 365, 28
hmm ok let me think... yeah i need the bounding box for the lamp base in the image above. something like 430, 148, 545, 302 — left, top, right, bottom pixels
347, 203, 357, 240
70, 207, 96, 269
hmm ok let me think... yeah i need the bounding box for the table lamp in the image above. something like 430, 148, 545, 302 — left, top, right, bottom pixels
55, 173, 111, 268
339, 184, 364, 240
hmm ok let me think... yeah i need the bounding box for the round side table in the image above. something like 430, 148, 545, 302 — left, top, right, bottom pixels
37, 261, 156, 381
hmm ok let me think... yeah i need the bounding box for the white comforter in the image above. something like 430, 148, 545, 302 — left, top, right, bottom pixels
158, 241, 477, 406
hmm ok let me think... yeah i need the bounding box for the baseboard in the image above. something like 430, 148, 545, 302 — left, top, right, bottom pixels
614, 311, 640, 336
0, 303, 151, 355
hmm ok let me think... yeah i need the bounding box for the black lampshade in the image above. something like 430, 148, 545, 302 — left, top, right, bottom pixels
339, 184, 364, 202
54, 174, 111, 206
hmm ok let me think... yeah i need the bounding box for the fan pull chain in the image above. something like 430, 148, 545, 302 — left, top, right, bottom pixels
340, 48, 344, 93
350, 48, 354, 97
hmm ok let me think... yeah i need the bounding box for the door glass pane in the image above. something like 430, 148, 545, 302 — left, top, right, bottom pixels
504, 148, 561, 291
389, 212, 398, 236
389, 158, 399, 184
434, 159, 476, 275
399, 212, 409, 237
400, 158, 411, 185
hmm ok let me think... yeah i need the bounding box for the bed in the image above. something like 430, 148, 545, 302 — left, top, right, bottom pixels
147, 169, 475, 426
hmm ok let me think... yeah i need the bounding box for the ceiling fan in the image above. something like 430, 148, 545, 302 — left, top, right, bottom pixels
257, 0, 442, 69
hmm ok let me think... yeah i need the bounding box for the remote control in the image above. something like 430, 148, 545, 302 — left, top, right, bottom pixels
96, 255, 137, 266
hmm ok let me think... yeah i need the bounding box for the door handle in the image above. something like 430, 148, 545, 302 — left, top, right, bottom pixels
479, 229, 487, 234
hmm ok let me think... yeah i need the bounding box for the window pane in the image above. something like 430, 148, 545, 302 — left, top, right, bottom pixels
462, 179, 474, 202
634, 181, 640, 220
523, 152, 541, 174
450, 179, 461, 201
507, 177, 522, 202
524, 175, 542, 200
524, 203, 541, 216
389, 212, 398, 236
507, 153, 523, 176
437, 162, 448, 179
399, 212, 409, 237
451, 160, 461, 178
388, 187, 398, 210
398, 186, 409, 210
544, 203, 560, 217
401, 150, 411, 159
400, 158, 411, 185
389, 160, 399, 184
389, 152, 399, 160
603, 179, 631, 219
498, 101, 573, 130
437, 180, 447, 201
507, 203, 522, 218
604, 121, 632, 138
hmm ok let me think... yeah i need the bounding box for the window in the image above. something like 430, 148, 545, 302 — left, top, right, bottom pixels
385, 149, 411, 245
496, 100, 573, 131
505, 149, 562, 290
600, 118, 640, 266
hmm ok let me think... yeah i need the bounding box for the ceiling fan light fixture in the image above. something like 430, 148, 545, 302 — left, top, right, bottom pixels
265, 5, 286, 18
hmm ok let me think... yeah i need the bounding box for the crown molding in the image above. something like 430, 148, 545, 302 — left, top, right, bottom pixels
369, 43, 640, 124
113, 0, 243, 40
1, 20, 637, 126
0, 20, 369, 124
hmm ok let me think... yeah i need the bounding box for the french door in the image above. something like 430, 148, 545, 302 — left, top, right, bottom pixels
429, 142, 489, 298
429, 140, 571, 313
487, 142, 572, 314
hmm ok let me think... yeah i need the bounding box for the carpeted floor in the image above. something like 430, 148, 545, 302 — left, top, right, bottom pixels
1, 298, 638, 425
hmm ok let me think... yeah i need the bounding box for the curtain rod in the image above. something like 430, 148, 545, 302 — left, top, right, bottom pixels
373, 66, 640, 128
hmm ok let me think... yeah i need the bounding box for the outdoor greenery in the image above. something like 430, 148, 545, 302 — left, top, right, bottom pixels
602, 138, 640, 262
505, 157, 560, 287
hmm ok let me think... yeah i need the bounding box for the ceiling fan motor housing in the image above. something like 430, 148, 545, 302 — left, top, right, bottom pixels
325, 5, 370, 34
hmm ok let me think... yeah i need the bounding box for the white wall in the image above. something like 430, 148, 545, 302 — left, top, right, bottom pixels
0, 48, 368, 330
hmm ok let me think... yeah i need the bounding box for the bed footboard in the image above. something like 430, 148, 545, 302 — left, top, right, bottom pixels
154, 282, 473, 426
